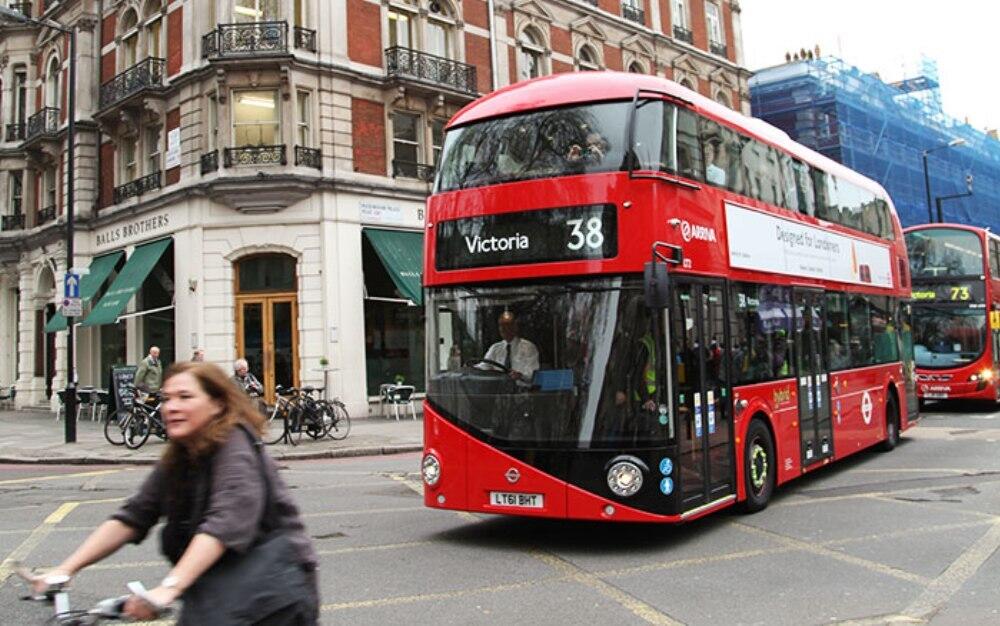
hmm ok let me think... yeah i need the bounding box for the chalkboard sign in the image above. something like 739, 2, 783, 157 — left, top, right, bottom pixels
108, 366, 138, 413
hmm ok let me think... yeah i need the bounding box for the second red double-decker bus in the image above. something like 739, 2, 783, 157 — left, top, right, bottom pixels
905, 224, 1000, 403
420, 72, 915, 522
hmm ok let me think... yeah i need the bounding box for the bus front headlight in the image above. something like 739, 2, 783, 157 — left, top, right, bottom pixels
422, 454, 441, 486
607, 459, 644, 497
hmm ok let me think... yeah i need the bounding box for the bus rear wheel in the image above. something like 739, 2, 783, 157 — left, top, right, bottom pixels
740, 418, 775, 514
878, 395, 900, 452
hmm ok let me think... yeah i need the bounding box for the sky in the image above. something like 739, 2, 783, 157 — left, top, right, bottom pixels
739, 0, 1000, 132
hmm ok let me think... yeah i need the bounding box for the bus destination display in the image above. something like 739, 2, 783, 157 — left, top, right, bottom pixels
435, 204, 617, 270
910, 281, 985, 304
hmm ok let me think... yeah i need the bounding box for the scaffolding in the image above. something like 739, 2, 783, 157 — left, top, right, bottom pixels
749, 56, 1000, 230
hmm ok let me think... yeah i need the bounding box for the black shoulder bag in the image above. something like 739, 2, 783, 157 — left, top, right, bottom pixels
178, 424, 310, 625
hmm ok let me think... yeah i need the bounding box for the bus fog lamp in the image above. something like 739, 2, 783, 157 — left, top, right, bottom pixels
422, 454, 441, 486
607, 461, 643, 497
436, 494, 446, 504
603, 505, 615, 516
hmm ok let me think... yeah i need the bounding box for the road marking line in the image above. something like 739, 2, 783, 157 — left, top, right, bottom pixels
0, 469, 125, 486
901, 522, 1000, 620
301, 505, 425, 519
774, 473, 1000, 509
385, 473, 481, 522
825, 519, 994, 547
89, 560, 164, 571
596, 546, 797, 578
869, 494, 999, 521
317, 540, 433, 556
321, 576, 563, 611
732, 522, 929, 585
0, 501, 80, 585
529, 550, 684, 625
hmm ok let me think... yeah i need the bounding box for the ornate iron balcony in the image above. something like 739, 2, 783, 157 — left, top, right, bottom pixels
113, 171, 162, 204
10, 2, 31, 16
99, 58, 165, 110
710, 41, 728, 58
37, 205, 56, 225
392, 159, 435, 182
294, 26, 316, 52
6, 123, 25, 142
385, 47, 477, 95
200, 151, 219, 175
203, 21, 289, 58
1, 213, 25, 231
294, 146, 321, 169
25, 107, 59, 142
224, 145, 287, 167
673, 25, 693, 44
621, 4, 645, 24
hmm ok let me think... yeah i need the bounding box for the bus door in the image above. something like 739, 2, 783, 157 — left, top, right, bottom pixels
794, 289, 833, 466
670, 279, 734, 512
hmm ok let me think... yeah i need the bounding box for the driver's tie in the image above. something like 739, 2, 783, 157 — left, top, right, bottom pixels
504, 341, 512, 370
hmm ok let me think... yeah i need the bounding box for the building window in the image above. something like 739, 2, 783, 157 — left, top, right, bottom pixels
234, 0, 279, 22
705, 2, 723, 45
14, 68, 27, 125
518, 27, 545, 81
431, 119, 445, 165
44, 168, 57, 209
120, 10, 139, 68
426, 1, 455, 59
145, 15, 162, 59
577, 45, 599, 71
672, 0, 687, 28
296, 91, 311, 147
121, 136, 138, 182
627, 61, 645, 73
146, 126, 162, 173
207, 93, 219, 150
392, 111, 421, 168
387, 6, 414, 48
45, 56, 60, 109
294, 0, 305, 26
233, 90, 280, 146
9, 171, 23, 213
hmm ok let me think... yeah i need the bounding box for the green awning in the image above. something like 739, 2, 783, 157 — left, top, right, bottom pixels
363, 228, 424, 305
80, 239, 171, 328
45, 251, 125, 333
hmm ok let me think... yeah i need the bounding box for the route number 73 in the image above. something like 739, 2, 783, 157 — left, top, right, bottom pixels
566, 217, 605, 251
949, 286, 971, 301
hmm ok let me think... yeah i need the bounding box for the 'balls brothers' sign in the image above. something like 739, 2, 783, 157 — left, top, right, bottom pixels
96, 214, 170, 248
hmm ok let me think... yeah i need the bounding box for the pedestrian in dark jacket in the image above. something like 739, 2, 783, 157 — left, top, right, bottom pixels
29, 362, 318, 624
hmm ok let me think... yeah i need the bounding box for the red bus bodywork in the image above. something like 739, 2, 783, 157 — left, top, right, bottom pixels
423, 72, 914, 522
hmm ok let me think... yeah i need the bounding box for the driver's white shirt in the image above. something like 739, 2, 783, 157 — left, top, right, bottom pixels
482, 337, 540, 380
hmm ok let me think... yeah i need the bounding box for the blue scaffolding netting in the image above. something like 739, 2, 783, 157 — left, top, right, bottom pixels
749, 56, 1000, 231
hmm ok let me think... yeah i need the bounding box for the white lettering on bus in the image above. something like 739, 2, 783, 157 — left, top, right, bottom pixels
681, 220, 717, 243
464, 233, 530, 254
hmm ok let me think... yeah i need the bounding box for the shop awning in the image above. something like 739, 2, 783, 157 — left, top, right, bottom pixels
45, 251, 124, 333
80, 239, 172, 328
363, 228, 424, 305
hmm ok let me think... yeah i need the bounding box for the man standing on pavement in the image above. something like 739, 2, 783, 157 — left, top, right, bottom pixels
134, 346, 163, 394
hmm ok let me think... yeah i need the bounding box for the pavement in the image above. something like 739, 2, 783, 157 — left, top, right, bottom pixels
0, 408, 424, 465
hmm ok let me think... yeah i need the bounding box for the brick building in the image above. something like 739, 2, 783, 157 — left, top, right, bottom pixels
0, 0, 748, 413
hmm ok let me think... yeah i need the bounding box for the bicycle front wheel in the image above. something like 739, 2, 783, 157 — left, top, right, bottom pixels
123, 412, 152, 449
264, 405, 287, 445
286, 409, 304, 446
103, 411, 127, 446
327, 402, 352, 440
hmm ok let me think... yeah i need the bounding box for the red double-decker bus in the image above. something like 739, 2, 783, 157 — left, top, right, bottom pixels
420, 72, 915, 522
905, 224, 1000, 403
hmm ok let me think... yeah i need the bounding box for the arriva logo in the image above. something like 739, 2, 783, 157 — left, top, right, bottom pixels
680, 220, 717, 243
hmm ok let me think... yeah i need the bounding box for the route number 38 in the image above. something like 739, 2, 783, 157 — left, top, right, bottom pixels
567, 217, 605, 251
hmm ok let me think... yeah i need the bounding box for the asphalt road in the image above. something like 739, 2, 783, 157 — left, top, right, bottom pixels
1, 403, 999, 625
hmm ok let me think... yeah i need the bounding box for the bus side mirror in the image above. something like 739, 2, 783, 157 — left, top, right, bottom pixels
644, 261, 671, 308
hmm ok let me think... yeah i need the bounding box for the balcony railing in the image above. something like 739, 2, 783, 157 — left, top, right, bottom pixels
10, 2, 31, 16
113, 171, 162, 204
37, 205, 56, 225
203, 21, 289, 58
294, 145, 321, 169
25, 107, 59, 142
224, 145, 287, 167
673, 25, 693, 44
200, 151, 219, 175
385, 47, 477, 95
1, 213, 25, 231
99, 58, 165, 110
392, 159, 435, 182
710, 41, 728, 58
293, 26, 316, 52
621, 4, 645, 24
6, 123, 25, 142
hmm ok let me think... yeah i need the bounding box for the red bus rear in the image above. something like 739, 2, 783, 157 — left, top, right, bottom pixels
905, 224, 1000, 403
420, 72, 915, 522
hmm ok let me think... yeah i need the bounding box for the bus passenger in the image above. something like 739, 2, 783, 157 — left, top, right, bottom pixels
704, 140, 727, 186
566, 132, 607, 167
481, 311, 539, 381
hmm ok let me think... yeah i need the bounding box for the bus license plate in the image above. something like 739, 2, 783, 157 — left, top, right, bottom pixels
924, 393, 948, 399
490, 491, 544, 508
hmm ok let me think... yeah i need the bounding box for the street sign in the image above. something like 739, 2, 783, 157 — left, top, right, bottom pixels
64, 272, 81, 299
61, 297, 83, 318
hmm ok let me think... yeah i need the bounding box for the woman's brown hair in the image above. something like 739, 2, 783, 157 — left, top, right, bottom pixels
160, 362, 267, 465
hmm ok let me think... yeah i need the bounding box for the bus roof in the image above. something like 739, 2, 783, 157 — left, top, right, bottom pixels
449, 71, 892, 202
905, 223, 998, 241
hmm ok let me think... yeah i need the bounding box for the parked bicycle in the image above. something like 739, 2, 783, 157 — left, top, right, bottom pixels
102, 385, 166, 449
263, 385, 350, 445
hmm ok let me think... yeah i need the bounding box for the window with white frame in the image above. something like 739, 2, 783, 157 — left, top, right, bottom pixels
672, 0, 687, 28
43, 168, 56, 209
294, 0, 305, 26
120, 10, 139, 68
234, 0, 279, 22
207, 93, 219, 151
519, 28, 545, 81
9, 171, 23, 214
45, 56, 60, 109
578, 45, 599, 71
426, 1, 456, 59
431, 119, 445, 165
296, 91, 311, 147
233, 90, 280, 146
392, 111, 421, 175
705, 2, 723, 44
627, 60, 645, 74
14, 68, 27, 125
146, 126, 162, 173
121, 136, 138, 182
387, 6, 414, 48
145, 12, 162, 59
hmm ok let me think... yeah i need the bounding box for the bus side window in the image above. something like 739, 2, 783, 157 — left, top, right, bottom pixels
777, 153, 798, 213
849, 295, 875, 366
676, 107, 702, 180
812, 167, 832, 222
825, 292, 850, 370
991, 240, 1000, 278
791, 159, 815, 217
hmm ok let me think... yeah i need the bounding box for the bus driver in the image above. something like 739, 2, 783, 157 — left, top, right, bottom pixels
481, 311, 540, 382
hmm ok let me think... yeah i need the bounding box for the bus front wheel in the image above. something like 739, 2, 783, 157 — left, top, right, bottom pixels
740, 418, 775, 514
878, 395, 900, 452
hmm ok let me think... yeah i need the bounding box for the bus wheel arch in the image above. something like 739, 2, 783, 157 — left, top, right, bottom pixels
739, 413, 776, 513
878, 385, 901, 452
